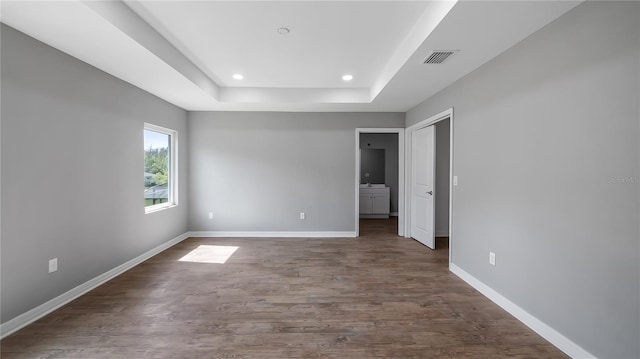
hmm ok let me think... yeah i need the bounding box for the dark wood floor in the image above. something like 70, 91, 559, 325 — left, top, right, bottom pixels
1, 219, 568, 358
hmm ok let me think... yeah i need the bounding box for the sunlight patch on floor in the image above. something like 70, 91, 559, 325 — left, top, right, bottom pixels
178, 245, 239, 264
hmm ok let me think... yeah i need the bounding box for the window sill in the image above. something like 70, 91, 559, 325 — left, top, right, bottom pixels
145, 203, 177, 214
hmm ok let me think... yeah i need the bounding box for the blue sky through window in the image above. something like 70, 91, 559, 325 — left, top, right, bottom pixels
144, 129, 169, 149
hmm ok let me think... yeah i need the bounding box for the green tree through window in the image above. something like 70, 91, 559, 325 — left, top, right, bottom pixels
145, 147, 169, 186
144, 125, 176, 211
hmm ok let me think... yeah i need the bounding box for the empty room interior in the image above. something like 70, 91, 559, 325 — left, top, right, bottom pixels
1, 1, 639, 358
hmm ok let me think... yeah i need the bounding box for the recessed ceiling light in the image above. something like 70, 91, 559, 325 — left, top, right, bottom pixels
342, 74, 353, 81
277, 27, 290, 35
232, 74, 244, 80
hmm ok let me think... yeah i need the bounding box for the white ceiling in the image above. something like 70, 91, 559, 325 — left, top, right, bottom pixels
0, 1, 582, 112
127, 1, 431, 89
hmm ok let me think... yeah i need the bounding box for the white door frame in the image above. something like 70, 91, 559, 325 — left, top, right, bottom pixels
355, 128, 405, 237
405, 108, 454, 262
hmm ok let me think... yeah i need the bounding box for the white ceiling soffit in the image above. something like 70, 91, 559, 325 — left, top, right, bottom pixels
373, 0, 583, 111
0, 1, 582, 112
0, 0, 216, 110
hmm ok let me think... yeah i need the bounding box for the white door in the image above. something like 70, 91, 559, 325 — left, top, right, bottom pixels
411, 126, 435, 248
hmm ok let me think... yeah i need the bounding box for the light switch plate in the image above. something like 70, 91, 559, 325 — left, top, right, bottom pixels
48, 258, 58, 273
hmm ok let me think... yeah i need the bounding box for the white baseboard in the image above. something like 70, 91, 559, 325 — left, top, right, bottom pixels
449, 263, 596, 359
0, 232, 190, 339
188, 231, 356, 238
435, 232, 449, 237
390, 212, 399, 217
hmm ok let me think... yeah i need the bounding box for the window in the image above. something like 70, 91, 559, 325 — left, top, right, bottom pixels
144, 123, 177, 213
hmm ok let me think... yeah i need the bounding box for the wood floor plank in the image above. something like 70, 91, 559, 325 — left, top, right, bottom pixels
1, 219, 568, 358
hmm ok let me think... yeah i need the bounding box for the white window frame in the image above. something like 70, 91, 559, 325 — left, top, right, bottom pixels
144, 123, 178, 214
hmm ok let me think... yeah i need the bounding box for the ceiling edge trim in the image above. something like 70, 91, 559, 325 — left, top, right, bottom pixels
219, 87, 371, 104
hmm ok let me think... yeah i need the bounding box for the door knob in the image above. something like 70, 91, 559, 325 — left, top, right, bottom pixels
427, 191, 433, 195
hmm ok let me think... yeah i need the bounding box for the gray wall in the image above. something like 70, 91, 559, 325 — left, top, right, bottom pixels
1, 25, 189, 323
188, 112, 404, 232
360, 133, 399, 213
435, 119, 450, 236
407, 2, 639, 358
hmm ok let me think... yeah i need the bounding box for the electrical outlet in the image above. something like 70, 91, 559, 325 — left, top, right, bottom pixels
489, 251, 496, 266
48, 258, 58, 273
299, 212, 305, 220
208, 212, 213, 219
453, 176, 458, 186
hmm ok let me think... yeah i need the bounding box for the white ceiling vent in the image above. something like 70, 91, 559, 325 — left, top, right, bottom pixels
423, 50, 458, 64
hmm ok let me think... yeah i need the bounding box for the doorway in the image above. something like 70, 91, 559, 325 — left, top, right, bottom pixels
405, 109, 453, 257
354, 128, 405, 237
